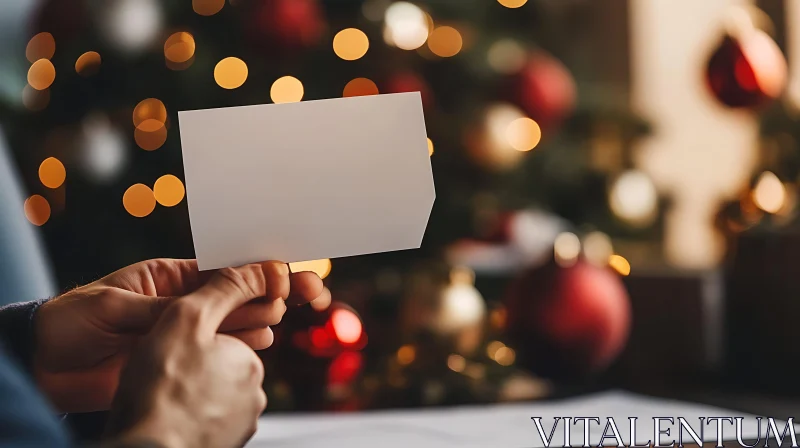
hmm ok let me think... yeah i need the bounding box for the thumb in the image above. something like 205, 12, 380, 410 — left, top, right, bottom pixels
106, 290, 176, 332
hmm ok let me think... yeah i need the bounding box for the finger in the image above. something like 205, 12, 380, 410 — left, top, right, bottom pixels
284, 271, 324, 306
100, 290, 176, 332
174, 262, 282, 335
219, 299, 287, 332
309, 287, 332, 311
100, 259, 211, 297
224, 327, 275, 351
262, 261, 291, 301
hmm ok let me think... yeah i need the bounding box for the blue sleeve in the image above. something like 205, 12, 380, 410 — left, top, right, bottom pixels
0, 348, 69, 447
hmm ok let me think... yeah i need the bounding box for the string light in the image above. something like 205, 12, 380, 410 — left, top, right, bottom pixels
384, 2, 430, 50
331, 309, 362, 344
133, 98, 167, 128
494, 347, 516, 366
28, 59, 56, 90
164, 32, 195, 64
214, 57, 248, 89
333, 28, 369, 61
609, 170, 658, 227
554, 232, 580, 267
505, 117, 541, 151
24, 195, 50, 226
22, 85, 49, 111
101, 0, 163, 54
396, 345, 416, 365
153, 175, 185, 207
193, 0, 224, 16
75, 51, 101, 77
752, 171, 786, 214
134, 120, 167, 151
486, 341, 505, 359
343, 77, 379, 97
447, 354, 466, 372
427, 26, 462, 57
39, 157, 66, 189
270, 76, 304, 104
80, 114, 127, 183
498, 0, 528, 8
427, 138, 434, 156
608, 254, 631, 276
26, 32, 55, 63
123, 184, 156, 218
487, 38, 526, 74
289, 259, 332, 279
582, 231, 613, 267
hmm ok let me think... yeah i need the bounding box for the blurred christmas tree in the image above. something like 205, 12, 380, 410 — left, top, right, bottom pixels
4, 0, 656, 410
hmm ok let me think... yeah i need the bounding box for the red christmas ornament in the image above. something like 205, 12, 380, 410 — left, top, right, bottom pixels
504, 258, 630, 379
511, 53, 577, 131
705, 29, 787, 109
386, 72, 433, 109
248, 0, 324, 50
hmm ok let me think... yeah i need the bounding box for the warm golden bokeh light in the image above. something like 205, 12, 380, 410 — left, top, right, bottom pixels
494, 346, 516, 366
289, 259, 332, 279
396, 345, 416, 365
153, 174, 185, 207
28, 59, 56, 91
427, 26, 463, 57
583, 231, 613, 267
214, 57, 248, 89
333, 28, 370, 61
22, 85, 49, 111
123, 184, 156, 218
486, 340, 505, 359
487, 39, 526, 74
609, 170, 658, 226
343, 77, 379, 97
505, 117, 542, 152
608, 254, 631, 276
135, 119, 167, 151
164, 32, 196, 63
193, 0, 224, 16
26, 32, 55, 63
24, 195, 51, 226
384, 2, 430, 50
752, 171, 786, 214
39, 157, 66, 189
554, 232, 581, 267
133, 98, 167, 127
447, 354, 466, 372
75, 51, 101, 77
270, 76, 304, 104
427, 138, 434, 156
498, 0, 528, 8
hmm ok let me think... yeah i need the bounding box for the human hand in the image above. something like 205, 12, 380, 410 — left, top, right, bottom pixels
33, 258, 330, 413
107, 263, 282, 448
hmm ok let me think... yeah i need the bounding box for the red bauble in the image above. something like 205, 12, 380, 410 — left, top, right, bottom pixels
504, 259, 630, 379
512, 53, 577, 130
386, 72, 433, 109
705, 29, 787, 109
248, 0, 324, 49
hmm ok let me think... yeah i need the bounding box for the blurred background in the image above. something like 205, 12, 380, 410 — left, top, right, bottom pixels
1, 0, 799, 437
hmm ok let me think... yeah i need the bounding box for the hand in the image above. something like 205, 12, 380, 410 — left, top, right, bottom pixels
33, 258, 330, 413
107, 263, 281, 448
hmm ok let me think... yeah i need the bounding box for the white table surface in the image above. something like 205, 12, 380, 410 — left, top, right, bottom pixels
250, 390, 794, 447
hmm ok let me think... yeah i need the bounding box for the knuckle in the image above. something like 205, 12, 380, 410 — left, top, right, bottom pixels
217, 266, 264, 299
170, 299, 205, 323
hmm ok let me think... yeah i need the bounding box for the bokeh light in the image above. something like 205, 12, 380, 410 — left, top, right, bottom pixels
343, 77, 379, 97
24, 195, 51, 226
270, 76, 304, 104
333, 28, 369, 61
447, 354, 466, 372
396, 345, 416, 365
609, 170, 658, 226
26, 32, 55, 63
22, 85, 49, 111
80, 114, 127, 183
214, 57, 248, 89
133, 98, 167, 128
331, 309, 362, 344
505, 117, 541, 151
498, 0, 528, 8
101, 0, 163, 54
752, 171, 786, 214
487, 39, 526, 74
289, 259, 332, 279
384, 2, 430, 50
164, 32, 195, 64
75, 51, 101, 77
582, 231, 613, 267
608, 254, 631, 276
427, 138, 434, 156
28, 59, 56, 91
153, 174, 185, 207
39, 157, 66, 189
193, 0, 224, 16
123, 184, 156, 217
427, 26, 462, 57
554, 232, 580, 267
134, 119, 167, 151
486, 340, 505, 359
494, 346, 516, 366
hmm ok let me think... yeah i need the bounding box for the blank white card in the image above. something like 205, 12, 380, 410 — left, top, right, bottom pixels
178, 92, 435, 271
